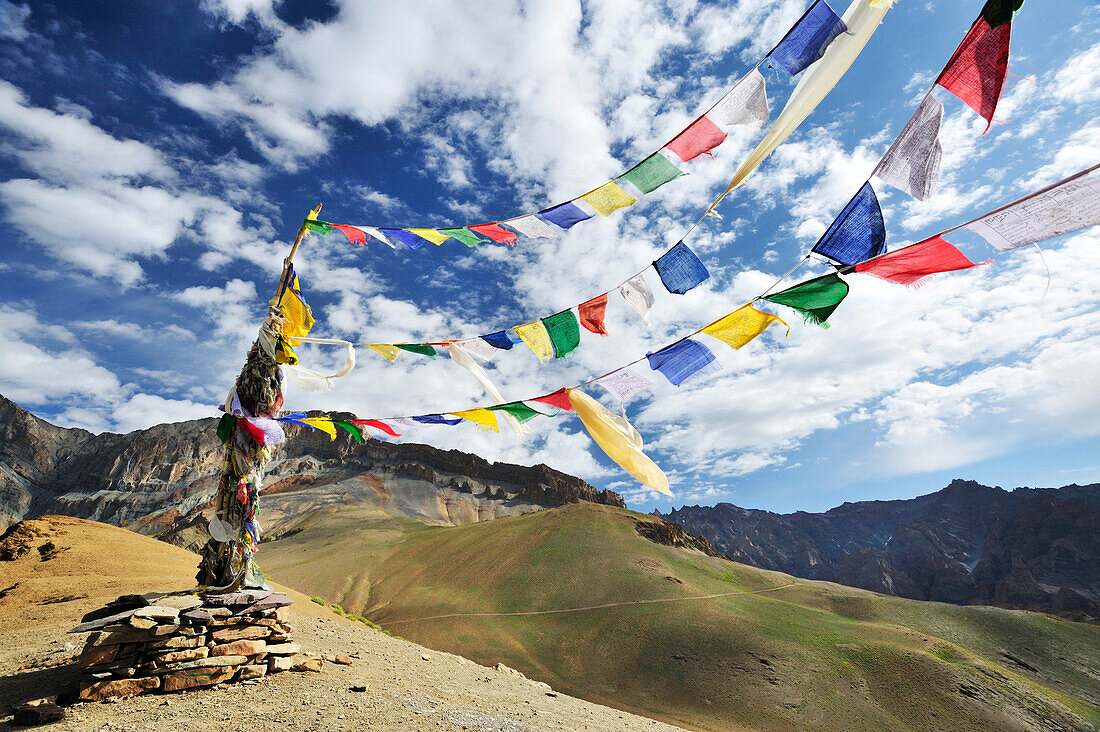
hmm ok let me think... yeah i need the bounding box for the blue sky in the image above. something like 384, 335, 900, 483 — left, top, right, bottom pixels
0, 0, 1097, 515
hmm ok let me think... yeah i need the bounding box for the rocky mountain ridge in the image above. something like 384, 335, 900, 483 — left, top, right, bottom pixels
659, 479, 1100, 621
0, 394, 623, 543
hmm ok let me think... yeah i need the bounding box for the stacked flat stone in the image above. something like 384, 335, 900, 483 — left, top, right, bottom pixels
69, 589, 321, 701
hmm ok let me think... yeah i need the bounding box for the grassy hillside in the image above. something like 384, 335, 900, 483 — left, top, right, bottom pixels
262, 502, 1100, 732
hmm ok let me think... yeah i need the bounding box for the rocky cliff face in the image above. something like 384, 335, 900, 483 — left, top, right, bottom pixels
660, 479, 1100, 621
0, 395, 624, 545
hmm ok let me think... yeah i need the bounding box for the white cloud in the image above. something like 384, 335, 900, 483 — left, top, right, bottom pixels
0, 1, 30, 42
1051, 41, 1100, 106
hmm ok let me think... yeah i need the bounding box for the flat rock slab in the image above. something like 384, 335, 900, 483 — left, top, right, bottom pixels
152, 647, 209, 663
70, 607, 140, 633
211, 639, 266, 657
133, 605, 180, 620
78, 675, 160, 702
239, 664, 267, 681
157, 655, 249, 673
86, 627, 154, 647
162, 666, 236, 692
152, 595, 202, 611
202, 589, 271, 607
78, 644, 119, 669
241, 594, 293, 615
265, 642, 300, 656
268, 655, 293, 673
180, 609, 213, 625
211, 625, 270, 642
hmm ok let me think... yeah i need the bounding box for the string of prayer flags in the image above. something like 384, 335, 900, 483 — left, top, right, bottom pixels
873, 94, 944, 201
481, 330, 516, 350
277, 265, 315, 346
539, 201, 593, 229
981, 0, 1024, 27
664, 116, 727, 163
854, 236, 990, 286
708, 69, 769, 129
763, 273, 849, 328
515, 321, 554, 361
542, 310, 581, 358
451, 408, 499, 433
966, 170, 1100, 251
504, 215, 559, 239
647, 339, 719, 386
768, 0, 848, 76
618, 152, 685, 194
654, 242, 710, 295
566, 389, 670, 495
702, 304, 789, 349
579, 181, 638, 216
811, 182, 886, 265
579, 294, 610, 336
618, 272, 656, 325
935, 11, 1011, 133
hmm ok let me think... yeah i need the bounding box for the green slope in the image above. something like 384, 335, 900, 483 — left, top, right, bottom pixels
261, 502, 1100, 731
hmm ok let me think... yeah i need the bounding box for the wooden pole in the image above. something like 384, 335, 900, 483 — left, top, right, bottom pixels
270, 202, 322, 306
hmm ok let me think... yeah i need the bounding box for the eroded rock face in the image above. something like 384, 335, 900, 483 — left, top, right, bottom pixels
0, 395, 624, 544
660, 479, 1100, 621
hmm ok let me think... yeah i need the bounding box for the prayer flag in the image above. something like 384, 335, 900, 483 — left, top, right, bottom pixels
332, 420, 365, 443
664, 115, 727, 162
653, 241, 710, 294
618, 152, 684, 195
350, 419, 400, 437
966, 171, 1100, 251
709, 68, 769, 129
395, 343, 437, 357
452, 338, 498, 362
447, 341, 528, 435
542, 309, 581, 359
768, 0, 848, 76
216, 413, 235, 444
278, 265, 314, 346
873, 94, 943, 201
367, 344, 401, 361
592, 367, 654, 405
514, 320, 554, 361
481, 330, 516, 350
702, 304, 789, 349
438, 227, 487, 247
238, 417, 266, 445
982, 0, 1023, 27
487, 402, 542, 423
763, 273, 849, 328
618, 272, 655, 326
407, 228, 451, 246
452, 408, 499, 433
380, 228, 424, 249
811, 182, 886, 265
532, 388, 574, 412
647, 339, 719, 386
300, 417, 337, 440
469, 223, 518, 245
539, 202, 593, 229
935, 14, 1010, 133
359, 226, 397, 249
412, 414, 463, 425
504, 214, 559, 239
567, 389, 670, 496
303, 220, 334, 236
328, 224, 367, 245
579, 294, 609, 336
579, 181, 638, 216
854, 235, 990, 286
385, 417, 423, 433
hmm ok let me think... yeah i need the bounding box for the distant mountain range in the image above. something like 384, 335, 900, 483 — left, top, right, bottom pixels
659, 479, 1100, 622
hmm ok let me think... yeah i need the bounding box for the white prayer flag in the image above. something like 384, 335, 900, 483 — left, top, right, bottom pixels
504, 214, 560, 239
709, 68, 769, 129
967, 172, 1100, 251
356, 226, 397, 249
618, 271, 655, 326
873, 93, 943, 201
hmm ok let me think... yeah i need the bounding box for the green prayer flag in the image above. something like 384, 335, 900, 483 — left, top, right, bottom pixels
542, 309, 580, 358
981, 0, 1023, 27
304, 220, 335, 236
396, 343, 438, 357
619, 153, 684, 194
486, 402, 542, 423
216, 413, 235, 444
438, 227, 487, 248
763, 273, 849, 329
333, 420, 365, 443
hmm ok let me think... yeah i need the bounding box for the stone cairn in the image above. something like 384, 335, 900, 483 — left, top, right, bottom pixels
69, 589, 321, 701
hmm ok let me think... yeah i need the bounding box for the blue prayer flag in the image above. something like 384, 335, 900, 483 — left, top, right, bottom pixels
538, 202, 594, 229
646, 339, 719, 386
654, 242, 710, 295
768, 0, 847, 76
412, 414, 463, 426
481, 330, 516, 350
380, 228, 424, 249
811, 182, 886, 265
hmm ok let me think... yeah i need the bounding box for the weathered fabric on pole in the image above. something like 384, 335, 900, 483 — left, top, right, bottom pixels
702, 304, 789, 349
567, 389, 670, 496
618, 152, 684, 194
504, 214, 559, 239
542, 309, 581, 358
647, 339, 719, 386
664, 115, 727, 162
763, 273, 850, 328
277, 266, 314, 345
768, 0, 848, 76
282, 336, 356, 392
438, 227, 487, 247
579, 294, 610, 336
579, 181, 638, 216
708, 0, 895, 214
935, 14, 1010, 133
855, 235, 990, 286
811, 182, 886, 265
873, 94, 944, 201
539, 201, 593, 229
618, 272, 656, 325
966, 171, 1100, 251
708, 68, 769, 129
654, 241, 710, 294
515, 320, 554, 361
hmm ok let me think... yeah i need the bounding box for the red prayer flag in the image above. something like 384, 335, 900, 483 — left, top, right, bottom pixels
332, 224, 367, 245
664, 115, 728, 162
532, 388, 574, 412
579, 294, 609, 336
238, 417, 266, 445
350, 419, 400, 437
469, 223, 518, 246
854, 235, 990, 287
935, 15, 1010, 134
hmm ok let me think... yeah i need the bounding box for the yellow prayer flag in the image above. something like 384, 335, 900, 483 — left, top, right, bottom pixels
452, 408, 499, 433
579, 181, 638, 217
301, 204, 322, 239
366, 344, 401, 361
278, 273, 315, 346
701, 304, 789, 350
514, 321, 554, 362
407, 228, 451, 246
300, 417, 337, 440
566, 389, 670, 495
